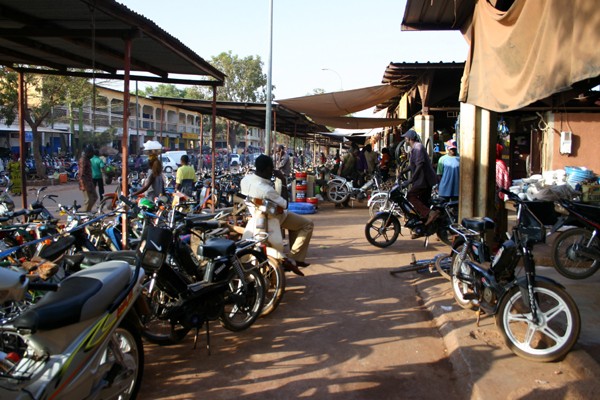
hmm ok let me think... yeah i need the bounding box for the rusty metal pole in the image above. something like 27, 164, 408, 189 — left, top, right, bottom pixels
17, 71, 26, 208
211, 87, 217, 212
121, 37, 131, 250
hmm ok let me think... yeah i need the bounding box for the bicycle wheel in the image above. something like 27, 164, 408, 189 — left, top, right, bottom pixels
220, 266, 266, 332
389, 261, 431, 275
365, 213, 400, 248
551, 227, 600, 279
451, 243, 478, 310
327, 182, 350, 204
434, 254, 452, 280
496, 281, 581, 362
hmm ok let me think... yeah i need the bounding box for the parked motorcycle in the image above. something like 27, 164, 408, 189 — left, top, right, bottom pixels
0, 255, 146, 398
107, 196, 267, 348
550, 199, 600, 279
326, 172, 385, 205
364, 183, 458, 248
449, 189, 581, 362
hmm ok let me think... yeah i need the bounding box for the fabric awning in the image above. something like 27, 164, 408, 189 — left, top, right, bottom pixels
460, 0, 600, 112
277, 85, 401, 117
310, 115, 404, 129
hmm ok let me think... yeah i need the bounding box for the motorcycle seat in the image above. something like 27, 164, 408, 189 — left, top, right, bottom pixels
200, 237, 236, 258
462, 217, 495, 233
13, 260, 132, 332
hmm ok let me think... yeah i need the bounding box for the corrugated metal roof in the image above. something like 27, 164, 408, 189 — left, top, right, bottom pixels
0, 0, 224, 84
401, 0, 476, 31
151, 97, 331, 138
377, 61, 465, 112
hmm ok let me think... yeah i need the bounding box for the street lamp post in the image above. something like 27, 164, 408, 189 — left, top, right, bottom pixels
321, 68, 343, 91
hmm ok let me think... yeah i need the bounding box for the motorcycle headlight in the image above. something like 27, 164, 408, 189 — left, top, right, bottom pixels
141, 250, 165, 271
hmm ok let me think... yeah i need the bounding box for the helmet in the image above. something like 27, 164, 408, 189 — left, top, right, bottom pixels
138, 197, 156, 211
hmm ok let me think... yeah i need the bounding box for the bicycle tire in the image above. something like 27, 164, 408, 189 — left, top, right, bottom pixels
434, 254, 452, 280
390, 262, 430, 275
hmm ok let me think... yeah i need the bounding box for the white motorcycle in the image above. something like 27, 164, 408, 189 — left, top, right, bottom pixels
0, 257, 146, 399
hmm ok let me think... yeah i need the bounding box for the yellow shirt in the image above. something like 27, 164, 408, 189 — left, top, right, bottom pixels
175, 165, 196, 184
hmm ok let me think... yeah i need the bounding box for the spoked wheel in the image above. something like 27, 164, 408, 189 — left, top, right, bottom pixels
239, 249, 285, 317
551, 227, 600, 279
496, 281, 581, 362
105, 321, 144, 399
451, 244, 478, 309
327, 182, 350, 204
365, 213, 400, 248
140, 288, 191, 346
260, 256, 286, 316
368, 192, 389, 217
220, 267, 266, 332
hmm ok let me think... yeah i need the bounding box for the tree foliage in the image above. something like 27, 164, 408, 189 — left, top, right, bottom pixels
0, 67, 93, 176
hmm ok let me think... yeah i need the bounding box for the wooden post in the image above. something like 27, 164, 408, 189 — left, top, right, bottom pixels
17, 71, 26, 207
121, 37, 131, 250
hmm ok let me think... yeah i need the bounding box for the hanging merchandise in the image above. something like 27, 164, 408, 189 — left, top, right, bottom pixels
497, 116, 510, 137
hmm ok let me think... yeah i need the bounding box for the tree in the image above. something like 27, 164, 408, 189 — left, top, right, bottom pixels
197, 51, 269, 149
138, 83, 185, 98
0, 67, 93, 177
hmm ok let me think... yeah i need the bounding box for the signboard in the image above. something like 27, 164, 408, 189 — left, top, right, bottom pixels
25, 131, 33, 143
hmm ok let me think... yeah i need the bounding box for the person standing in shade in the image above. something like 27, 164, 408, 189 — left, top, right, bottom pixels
495, 143, 510, 246
8, 154, 21, 195
379, 148, 391, 181
175, 154, 196, 196
79, 145, 98, 212
401, 129, 438, 225
90, 148, 105, 200
436, 139, 460, 201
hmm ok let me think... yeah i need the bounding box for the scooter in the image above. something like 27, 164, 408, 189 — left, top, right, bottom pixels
0, 254, 146, 399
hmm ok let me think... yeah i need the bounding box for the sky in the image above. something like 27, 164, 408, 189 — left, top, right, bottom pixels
119, 0, 468, 111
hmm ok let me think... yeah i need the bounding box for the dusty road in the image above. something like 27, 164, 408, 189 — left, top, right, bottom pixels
139, 202, 462, 399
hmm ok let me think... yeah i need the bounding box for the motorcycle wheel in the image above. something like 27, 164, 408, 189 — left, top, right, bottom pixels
107, 321, 144, 398
141, 288, 191, 346
220, 266, 266, 332
496, 281, 581, 362
451, 242, 478, 310
435, 218, 454, 247
364, 213, 400, 248
551, 227, 600, 279
368, 192, 389, 217
327, 182, 350, 204
261, 256, 286, 317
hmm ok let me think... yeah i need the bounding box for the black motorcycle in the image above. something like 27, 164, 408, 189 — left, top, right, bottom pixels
449, 189, 580, 362
550, 199, 600, 279
364, 183, 458, 248
115, 196, 266, 348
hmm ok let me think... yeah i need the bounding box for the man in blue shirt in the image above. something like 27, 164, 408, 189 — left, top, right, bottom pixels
436, 140, 460, 201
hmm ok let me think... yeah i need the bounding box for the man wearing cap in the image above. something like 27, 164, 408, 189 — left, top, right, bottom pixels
401, 129, 438, 225
436, 139, 460, 201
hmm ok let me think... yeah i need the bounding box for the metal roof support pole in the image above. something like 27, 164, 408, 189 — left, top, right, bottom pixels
272, 109, 277, 151
293, 123, 297, 157
211, 87, 217, 212
199, 114, 204, 169
121, 37, 132, 250
265, 0, 274, 156
18, 71, 26, 208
